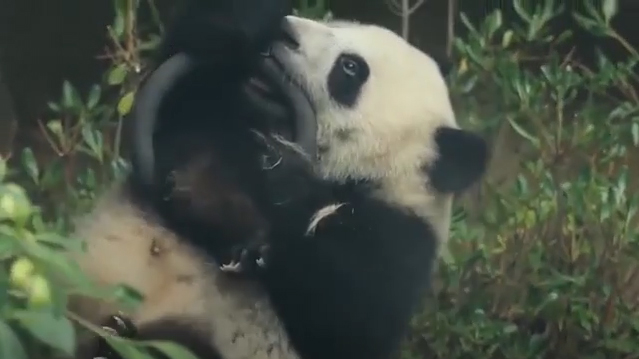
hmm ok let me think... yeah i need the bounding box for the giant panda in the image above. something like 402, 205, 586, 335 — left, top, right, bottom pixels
67, 0, 489, 358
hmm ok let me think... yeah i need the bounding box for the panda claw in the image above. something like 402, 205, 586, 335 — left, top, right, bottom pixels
256, 257, 266, 268
220, 261, 244, 273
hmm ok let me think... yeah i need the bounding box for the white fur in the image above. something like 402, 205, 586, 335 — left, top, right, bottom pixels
273, 16, 458, 244
305, 203, 345, 236
69, 187, 300, 359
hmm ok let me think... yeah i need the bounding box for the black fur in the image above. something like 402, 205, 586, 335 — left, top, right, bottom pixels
127, 0, 294, 266
428, 127, 489, 193
327, 54, 370, 107
92, 315, 223, 359
115, 1, 485, 359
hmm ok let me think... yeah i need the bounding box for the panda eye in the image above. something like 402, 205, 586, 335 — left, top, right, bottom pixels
328, 53, 370, 107
340, 56, 360, 77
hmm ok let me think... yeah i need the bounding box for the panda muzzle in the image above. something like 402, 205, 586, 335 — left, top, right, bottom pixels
130, 52, 317, 190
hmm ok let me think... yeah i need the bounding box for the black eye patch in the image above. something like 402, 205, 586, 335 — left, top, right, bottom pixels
327, 53, 370, 107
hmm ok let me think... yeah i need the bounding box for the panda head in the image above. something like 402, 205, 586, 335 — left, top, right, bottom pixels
269, 16, 489, 198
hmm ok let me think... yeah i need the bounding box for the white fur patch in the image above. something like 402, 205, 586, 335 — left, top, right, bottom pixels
305, 203, 345, 236
69, 185, 300, 359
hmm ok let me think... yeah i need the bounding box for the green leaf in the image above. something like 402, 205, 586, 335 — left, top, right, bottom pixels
0, 184, 33, 225
81, 125, 104, 162
0, 320, 28, 359
24, 243, 93, 291
39, 160, 64, 191
507, 116, 540, 148
118, 91, 136, 116
501, 30, 514, 48
146, 341, 201, 359
112, 0, 128, 38
0, 265, 8, 310
21, 148, 39, 185
33, 232, 84, 252
12, 310, 76, 356
459, 13, 479, 36
105, 338, 155, 359
632, 122, 639, 146
485, 10, 502, 38
0, 234, 18, 259
46, 120, 64, 145
61, 80, 81, 109
513, 0, 532, 23
0, 156, 6, 181
47, 101, 61, 113
87, 85, 102, 109
108, 64, 129, 86
572, 13, 608, 37
602, 0, 618, 23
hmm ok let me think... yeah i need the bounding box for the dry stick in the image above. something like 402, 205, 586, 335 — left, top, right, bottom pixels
386, 0, 426, 40
446, 0, 456, 57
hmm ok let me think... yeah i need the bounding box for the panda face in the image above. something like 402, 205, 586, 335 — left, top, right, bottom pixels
270, 16, 460, 185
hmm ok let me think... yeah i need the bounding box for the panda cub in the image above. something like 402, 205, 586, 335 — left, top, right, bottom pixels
68, 0, 489, 359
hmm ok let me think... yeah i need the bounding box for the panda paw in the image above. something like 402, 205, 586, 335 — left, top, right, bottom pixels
158, 0, 291, 62
220, 243, 270, 274
92, 313, 137, 359
235, 0, 291, 49
220, 260, 244, 273
101, 312, 137, 338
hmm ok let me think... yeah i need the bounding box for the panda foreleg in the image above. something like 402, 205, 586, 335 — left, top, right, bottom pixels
220, 237, 270, 276
88, 315, 222, 359
155, 0, 291, 66
262, 196, 438, 359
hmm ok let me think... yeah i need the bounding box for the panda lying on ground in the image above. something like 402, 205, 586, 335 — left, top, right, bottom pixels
68, 0, 489, 358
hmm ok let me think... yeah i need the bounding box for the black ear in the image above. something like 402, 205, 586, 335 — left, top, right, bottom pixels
428, 127, 489, 193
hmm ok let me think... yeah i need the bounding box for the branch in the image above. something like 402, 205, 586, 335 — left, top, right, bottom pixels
446, 0, 456, 57
385, 0, 427, 40
0, 66, 18, 158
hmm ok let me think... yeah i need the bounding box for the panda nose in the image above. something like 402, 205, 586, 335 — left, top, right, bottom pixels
280, 17, 300, 50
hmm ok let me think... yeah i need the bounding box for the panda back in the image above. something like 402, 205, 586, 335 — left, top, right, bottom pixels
69, 184, 299, 359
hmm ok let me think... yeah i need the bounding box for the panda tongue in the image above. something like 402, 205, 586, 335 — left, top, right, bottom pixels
258, 57, 317, 160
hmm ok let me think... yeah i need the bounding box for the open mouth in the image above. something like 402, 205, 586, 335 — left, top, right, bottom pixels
243, 27, 306, 119
242, 19, 317, 158
245, 18, 308, 111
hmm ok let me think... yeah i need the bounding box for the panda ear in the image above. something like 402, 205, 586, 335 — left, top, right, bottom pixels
427, 127, 489, 193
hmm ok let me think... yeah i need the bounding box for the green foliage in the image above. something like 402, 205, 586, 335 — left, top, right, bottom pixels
405, 0, 639, 358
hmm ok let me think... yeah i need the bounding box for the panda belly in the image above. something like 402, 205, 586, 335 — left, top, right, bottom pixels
69, 185, 300, 359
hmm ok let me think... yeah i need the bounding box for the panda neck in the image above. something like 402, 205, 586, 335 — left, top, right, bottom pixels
373, 174, 453, 245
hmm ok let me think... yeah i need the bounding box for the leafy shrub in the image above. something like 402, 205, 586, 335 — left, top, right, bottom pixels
405, 0, 639, 358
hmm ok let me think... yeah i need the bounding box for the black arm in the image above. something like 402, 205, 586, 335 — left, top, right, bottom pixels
156, 0, 291, 69
263, 187, 437, 359
126, 0, 294, 264
254, 140, 438, 359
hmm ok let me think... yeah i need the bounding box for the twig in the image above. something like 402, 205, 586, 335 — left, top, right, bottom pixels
446, 0, 456, 57
385, 0, 427, 40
